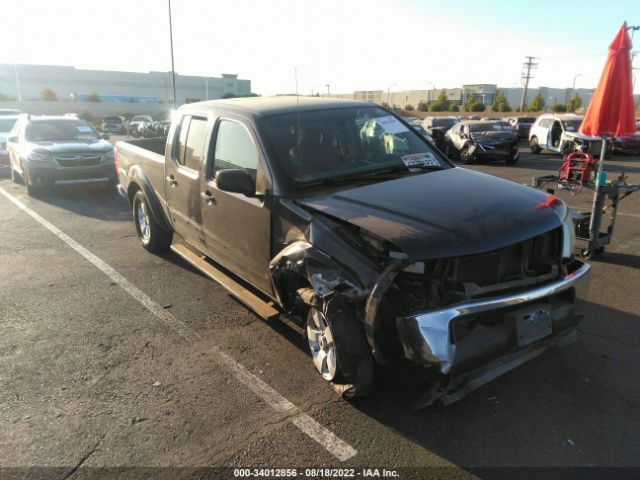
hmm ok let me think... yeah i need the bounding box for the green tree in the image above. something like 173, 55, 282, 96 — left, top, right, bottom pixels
448, 102, 459, 112
404, 104, 415, 111
417, 100, 429, 112
222, 93, 238, 99
471, 102, 486, 112
491, 91, 511, 112
528, 93, 545, 112
87, 92, 101, 102
41, 88, 57, 101
463, 94, 479, 111
567, 94, 582, 112
551, 103, 567, 113
429, 90, 449, 112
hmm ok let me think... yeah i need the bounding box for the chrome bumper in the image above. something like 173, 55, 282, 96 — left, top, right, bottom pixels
396, 261, 591, 375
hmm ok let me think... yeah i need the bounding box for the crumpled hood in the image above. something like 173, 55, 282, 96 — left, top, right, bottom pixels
298, 168, 566, 260
29, 140, 113, 154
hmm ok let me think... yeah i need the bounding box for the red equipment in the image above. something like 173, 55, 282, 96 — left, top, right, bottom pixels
558, 152, 597, 184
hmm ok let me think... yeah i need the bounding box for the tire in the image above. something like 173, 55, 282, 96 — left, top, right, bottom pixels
22, 161, 40, 196
306, 299, 373, 398
132, 190, 173, 252
506, 149, 519, 165
530, 136, 541, 154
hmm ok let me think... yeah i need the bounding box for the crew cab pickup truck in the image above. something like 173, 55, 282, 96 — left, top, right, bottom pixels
116, 97, 590, 406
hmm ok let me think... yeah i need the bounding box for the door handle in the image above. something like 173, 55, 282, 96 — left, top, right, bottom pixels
166, 175, 177, 187
201, 190, 216, 205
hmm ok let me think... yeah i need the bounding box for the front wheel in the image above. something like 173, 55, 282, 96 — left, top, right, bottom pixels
132, 190, 173, 252
306, 300, 373, 397
530, 136, 541, 154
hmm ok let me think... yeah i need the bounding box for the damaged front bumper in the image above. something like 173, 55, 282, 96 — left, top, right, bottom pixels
395, 260, 591, 376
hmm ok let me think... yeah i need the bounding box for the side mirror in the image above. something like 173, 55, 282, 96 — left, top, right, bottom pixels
101, 133, 110, 140
216, 169, 255, 197
7, 136, 18, 143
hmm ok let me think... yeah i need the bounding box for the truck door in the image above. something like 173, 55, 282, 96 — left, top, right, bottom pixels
164, 114, 208, 250
201, 118, 272, 295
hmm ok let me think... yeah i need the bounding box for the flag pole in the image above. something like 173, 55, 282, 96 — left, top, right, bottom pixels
587, 137, 608, 252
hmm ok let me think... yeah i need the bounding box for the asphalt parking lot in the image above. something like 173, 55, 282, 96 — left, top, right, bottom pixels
1, 138, 640, 479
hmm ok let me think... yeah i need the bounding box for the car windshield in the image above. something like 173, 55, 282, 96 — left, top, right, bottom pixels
0, 118, 17, 132
562, 119, 583, 131
469, 122, 512, 132
261, 106, 448, 185
132, 116, 148, 122
103, 116, 121, 123
25, 120, 99, 142
433, 118, 457, 128
519, 117, 535, 123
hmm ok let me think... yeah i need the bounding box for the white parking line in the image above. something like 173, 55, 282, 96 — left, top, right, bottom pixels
0, 186, 357, 462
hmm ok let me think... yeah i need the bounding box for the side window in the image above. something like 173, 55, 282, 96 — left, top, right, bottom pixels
183, 117, 208, 171
213, 120, 260, 181
173, 115, 207, 171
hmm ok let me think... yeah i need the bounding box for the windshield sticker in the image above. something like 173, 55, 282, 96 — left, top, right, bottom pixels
77, 125, 93, 132
376, 115, 409, 134
401, 152, 439, 170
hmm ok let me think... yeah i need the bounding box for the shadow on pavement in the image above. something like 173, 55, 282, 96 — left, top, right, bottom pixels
342, 300, 640, 472
28, 183, 131, 221
591, 252, 640, 270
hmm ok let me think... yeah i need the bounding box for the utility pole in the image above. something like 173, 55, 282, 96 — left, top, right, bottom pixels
13, 64, 22, 101
325, 84, 330, 96
168, 0, 177, 108
519, 56, 537, 112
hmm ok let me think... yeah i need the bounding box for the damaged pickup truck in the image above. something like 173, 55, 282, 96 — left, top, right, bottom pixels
115, 97, 590, 406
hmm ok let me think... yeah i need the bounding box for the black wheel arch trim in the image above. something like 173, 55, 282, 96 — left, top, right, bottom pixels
126, 166, 172, 232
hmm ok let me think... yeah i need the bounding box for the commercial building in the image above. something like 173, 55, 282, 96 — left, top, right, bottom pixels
328, 84, 616, 111
0, 64, 252, 105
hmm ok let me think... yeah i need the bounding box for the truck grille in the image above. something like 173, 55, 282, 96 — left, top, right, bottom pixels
54, 154, 101, 167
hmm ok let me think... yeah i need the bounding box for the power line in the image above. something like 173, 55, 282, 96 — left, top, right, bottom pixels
520, 56, 537, 112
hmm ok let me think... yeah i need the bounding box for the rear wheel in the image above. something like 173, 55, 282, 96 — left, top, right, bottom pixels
530, 136, 541, 154
22, 162, 41, 196
132, 190, 173, 252
306, 300, 373, 397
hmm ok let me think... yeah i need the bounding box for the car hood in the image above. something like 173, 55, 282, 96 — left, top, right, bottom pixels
28, 140, 113, 154
297, 168, 566, 261
471, 131, 516, 143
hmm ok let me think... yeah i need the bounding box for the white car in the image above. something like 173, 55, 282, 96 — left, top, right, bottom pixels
528, 114, 604, 156
0, 115, 20, 166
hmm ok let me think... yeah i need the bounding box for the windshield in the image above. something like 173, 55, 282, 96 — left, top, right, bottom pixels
433, 118, 457, 128
469, 122, 513, 132
562, 118, 583, 132
519, 117, 535, 124
132, 116, 149, 122
103, 116, 122, 123
0, 118, 17, 132
25, 120, 99, 142
261, 106, 447, 184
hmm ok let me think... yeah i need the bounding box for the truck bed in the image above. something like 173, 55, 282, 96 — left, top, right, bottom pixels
115, 137, 167, 200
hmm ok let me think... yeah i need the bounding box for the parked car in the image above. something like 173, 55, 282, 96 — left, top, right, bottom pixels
115, 97, 589, 406
0, 108, 22, 116
410, 123, 435, 144
610, 133, 640, 155
421, 116, 459, 148
443, 120, 519, 164
102, 116, 126, 134
6, 115, 116, 195
508, 116, 536, 139
0, 115, 20, 167
148, 120, 171, 138
529, 114, 605, 157
128, 115, 153, 137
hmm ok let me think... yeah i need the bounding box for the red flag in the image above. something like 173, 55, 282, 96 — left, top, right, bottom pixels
580, 23, 636, 137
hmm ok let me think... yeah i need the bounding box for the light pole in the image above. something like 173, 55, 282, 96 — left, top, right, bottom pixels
325, 84, 330, 96
168, 0, 177, 108
426, 81, 435, 103
13, 64, 21, 102
387, 83, 397, 106
204, 76, 209, 100
567, 73, 582, 105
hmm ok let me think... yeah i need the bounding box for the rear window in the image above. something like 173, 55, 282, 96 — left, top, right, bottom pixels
433, 118, 457, 128
103, 116, 122, 123
0, 118, 17, 132
25, 120, 99, 142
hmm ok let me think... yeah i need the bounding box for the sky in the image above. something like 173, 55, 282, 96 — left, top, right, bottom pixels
1, 0, 638, 96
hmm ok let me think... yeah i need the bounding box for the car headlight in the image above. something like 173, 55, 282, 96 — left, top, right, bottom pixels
561, 212, 576, 259
27, 151, 51, 163
101, 150, 115, 164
